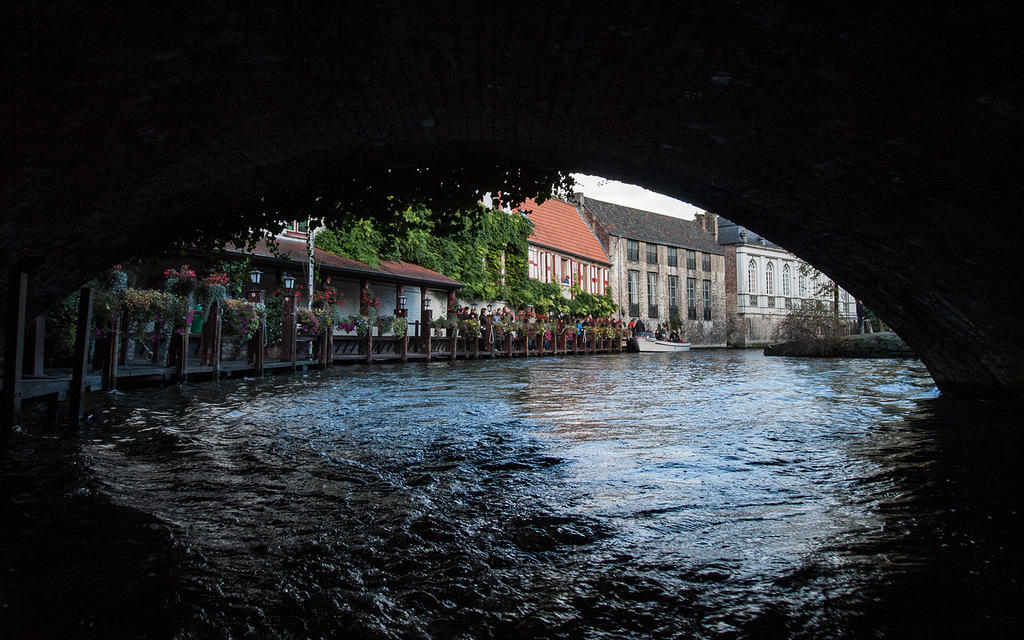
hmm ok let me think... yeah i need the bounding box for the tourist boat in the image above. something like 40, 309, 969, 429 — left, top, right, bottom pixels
630, 332, 691, 352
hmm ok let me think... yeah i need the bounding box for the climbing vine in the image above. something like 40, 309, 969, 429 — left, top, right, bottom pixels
316, 204, 534, 303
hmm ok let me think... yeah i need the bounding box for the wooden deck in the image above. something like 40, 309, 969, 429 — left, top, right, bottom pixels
2, 282, 625, 433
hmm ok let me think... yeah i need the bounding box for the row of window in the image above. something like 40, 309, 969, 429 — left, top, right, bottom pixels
746, 260, 807, 297
626, 240, 711, 271
528, 247, 608, 294
627, 270, 712, 320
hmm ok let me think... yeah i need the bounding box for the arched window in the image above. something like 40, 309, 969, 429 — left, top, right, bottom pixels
782, 264, 792, 296
765, 262, 775, 295
747, 259, 757, 294
799, 273, 808, 298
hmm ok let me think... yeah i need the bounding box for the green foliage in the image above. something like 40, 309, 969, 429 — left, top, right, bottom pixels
181, 166, 572, 262
774, 299, 847, 352
317, 219, 386, 267
263, 291, 284, 346
392, 317, 409, 339
210, 256, 253, 298
316, 203, 534, 303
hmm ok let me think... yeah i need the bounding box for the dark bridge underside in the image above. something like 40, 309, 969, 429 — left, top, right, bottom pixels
4, 2, 1022, 397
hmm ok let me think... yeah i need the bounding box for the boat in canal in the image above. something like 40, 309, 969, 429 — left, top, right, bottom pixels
631, 332, 691, 352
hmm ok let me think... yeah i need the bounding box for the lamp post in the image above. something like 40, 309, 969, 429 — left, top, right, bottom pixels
248, 268, 263, 303
422, 294, 432, 323
395, 293, 408, 318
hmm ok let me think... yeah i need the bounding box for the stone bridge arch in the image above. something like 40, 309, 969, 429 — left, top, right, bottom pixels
4, 3, 1022, 397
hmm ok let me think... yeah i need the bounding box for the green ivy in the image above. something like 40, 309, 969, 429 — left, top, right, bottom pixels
314, 201, 617, 317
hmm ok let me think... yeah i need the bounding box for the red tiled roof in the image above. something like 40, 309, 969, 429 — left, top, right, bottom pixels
518, 198, 610, 265
229, 238, 463, 288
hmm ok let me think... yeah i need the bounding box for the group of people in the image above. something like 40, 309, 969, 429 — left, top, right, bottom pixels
627, 317, 684, 343
450, 305, 625, 351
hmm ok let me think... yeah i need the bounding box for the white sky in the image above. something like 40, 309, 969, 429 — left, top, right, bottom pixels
570, 173, 703, 220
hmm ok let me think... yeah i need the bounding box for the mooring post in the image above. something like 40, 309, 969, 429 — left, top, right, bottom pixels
68, 287, 93, 425
255, 319, 266, 376
173, 331, 187, 382
395, 307, 408, 362
25, 315, 46, 376
118, 307, 130, 366
102, 315, 119, 391
322, 328, 332, 369
2, 269, 30, 446
282, 292, 296, 373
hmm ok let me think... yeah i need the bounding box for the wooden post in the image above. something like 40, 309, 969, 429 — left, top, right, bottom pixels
102, 314, 119, 391
365, 328, 373, 364
25, 315, 46, 376
2, 269, 29, 443
322, 328, 332, 369
206, 301, 223, 378
396, 307, 408, 362
68, 287, 93, 425
173, 331, 188, 382
150, 319, 163, 365
449, 326, 457, 361
118, 307, 131, 365
424, 311, 432, 361
523, 324, 530, 358
420, 286, 431, 360
282, 293, 296, 372
255, 319, 266, 376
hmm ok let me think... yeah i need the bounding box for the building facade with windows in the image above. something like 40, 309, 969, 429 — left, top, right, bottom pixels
712, 216, 858, 346
520, 197, 612, 299
579, 196, 727, 347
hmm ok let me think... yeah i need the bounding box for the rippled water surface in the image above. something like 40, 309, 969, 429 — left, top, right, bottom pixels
3, 350, 1022, 638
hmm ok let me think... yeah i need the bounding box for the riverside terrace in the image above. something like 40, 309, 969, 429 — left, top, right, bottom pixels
1, 269, 629, 432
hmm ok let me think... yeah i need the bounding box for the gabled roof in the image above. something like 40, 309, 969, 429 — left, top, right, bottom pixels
583, 197, 724, 255
518, 197, 611, 265
231, 238, 463, 288
715, 216, 786, 251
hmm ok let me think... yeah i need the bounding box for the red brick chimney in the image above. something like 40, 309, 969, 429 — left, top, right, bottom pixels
695, 212, 719, 240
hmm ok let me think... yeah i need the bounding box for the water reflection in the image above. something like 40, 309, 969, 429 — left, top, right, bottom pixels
2, 350, 1020, 638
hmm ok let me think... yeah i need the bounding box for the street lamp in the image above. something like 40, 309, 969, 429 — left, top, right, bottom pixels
398, 295, 407, 310
282, 273, 296, 289
247, 268, 264, 303
423, 296, 431, 309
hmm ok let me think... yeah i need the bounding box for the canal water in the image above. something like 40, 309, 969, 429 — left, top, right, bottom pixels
3, 350, 1022, 638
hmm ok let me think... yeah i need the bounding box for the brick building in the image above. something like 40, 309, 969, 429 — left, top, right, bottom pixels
579, 196, 727, 347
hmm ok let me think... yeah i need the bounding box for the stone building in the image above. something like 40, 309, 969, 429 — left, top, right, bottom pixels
521, 198, 611, 298
579, 196, 727, 347
712, 216, 858, 347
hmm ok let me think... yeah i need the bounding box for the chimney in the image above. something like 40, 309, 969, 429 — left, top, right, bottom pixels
706, 212, 718, 240
573, 191, 585, 209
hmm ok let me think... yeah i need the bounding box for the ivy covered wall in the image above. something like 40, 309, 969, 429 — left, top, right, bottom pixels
316, 204, 618, 317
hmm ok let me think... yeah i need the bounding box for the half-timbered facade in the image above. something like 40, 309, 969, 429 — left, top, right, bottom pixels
519, 198, 611, 299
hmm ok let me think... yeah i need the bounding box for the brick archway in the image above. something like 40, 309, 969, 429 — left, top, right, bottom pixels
4, 3, 1022, 396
